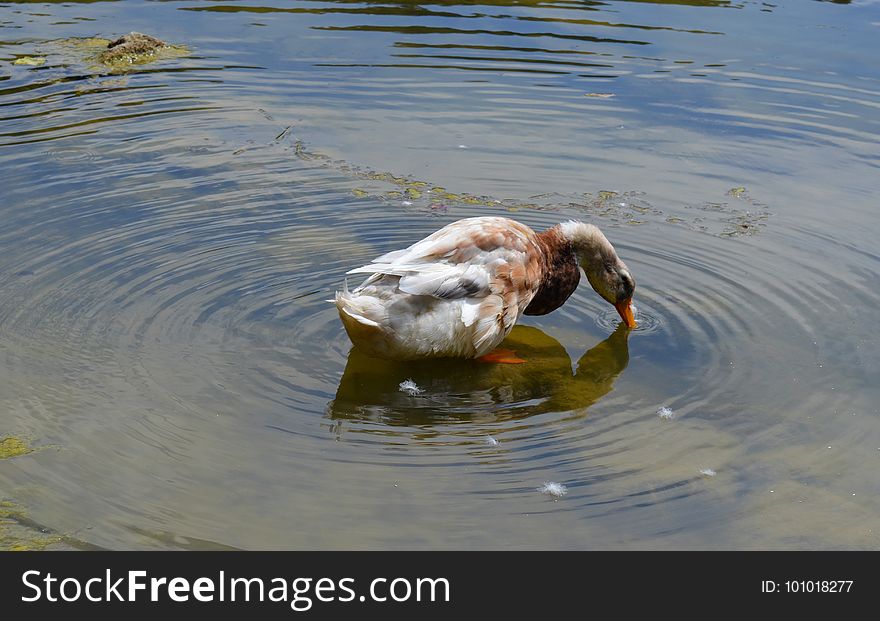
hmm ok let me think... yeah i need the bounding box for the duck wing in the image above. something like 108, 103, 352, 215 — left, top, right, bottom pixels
347, 216, 540, 303
342, 217, 545, 356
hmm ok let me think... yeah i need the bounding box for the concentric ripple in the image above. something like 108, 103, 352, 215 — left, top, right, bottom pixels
595, 303, 663, 334
1, 0, 879, 550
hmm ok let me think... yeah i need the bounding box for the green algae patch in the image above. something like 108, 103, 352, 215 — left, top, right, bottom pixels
288, 138, 772, 237
56, 33, 188, 71
292, 139, 505, 209
12, 56, 46, 66
0, 501, 62, 551
98, 32, 187, 68
61, 37, 113, 51
0, 437, 32, 460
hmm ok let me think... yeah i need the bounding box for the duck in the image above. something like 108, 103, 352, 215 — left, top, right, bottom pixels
334, 216, 636, 361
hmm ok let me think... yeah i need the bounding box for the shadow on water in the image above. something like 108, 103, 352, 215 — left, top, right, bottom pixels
327, 323, 630, 427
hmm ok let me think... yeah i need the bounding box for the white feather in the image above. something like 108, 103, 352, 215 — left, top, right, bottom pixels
334, 217, 544, 359
460, 299, 482, 327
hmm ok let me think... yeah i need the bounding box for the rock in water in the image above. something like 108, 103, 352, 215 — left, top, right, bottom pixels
98, 32, 167, 64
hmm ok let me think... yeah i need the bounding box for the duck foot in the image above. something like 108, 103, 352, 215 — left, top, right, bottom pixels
477, 348, 526, 364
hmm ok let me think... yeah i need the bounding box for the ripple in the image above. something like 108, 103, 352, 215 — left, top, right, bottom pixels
595, 303, 663, 333
1, 0, 878, 550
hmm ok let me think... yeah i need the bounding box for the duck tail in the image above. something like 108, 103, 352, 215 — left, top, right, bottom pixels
334, 288, 384, 329
326, 279, 350, 304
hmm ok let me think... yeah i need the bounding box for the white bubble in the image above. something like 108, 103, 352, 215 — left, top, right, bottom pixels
657, 406, 674, 420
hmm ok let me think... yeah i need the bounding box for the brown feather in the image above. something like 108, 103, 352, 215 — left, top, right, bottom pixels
523, 226, 581, 316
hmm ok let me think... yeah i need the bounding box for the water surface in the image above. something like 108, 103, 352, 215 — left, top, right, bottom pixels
1, 0, 879, 549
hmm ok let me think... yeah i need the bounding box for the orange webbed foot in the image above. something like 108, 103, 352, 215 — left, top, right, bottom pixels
476, 348, 526, 364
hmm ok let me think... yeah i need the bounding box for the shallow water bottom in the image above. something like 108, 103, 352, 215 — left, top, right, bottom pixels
1, 0, 879, 550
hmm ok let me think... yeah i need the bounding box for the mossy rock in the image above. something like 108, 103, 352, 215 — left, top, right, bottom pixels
0, 437, 32, 460
56, 33, 187, 69
99, 32, 188, 67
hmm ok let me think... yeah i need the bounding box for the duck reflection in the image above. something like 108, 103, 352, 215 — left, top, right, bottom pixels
327, 324, 630, 427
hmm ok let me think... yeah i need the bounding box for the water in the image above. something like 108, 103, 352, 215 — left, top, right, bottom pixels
0, 0, 878, 550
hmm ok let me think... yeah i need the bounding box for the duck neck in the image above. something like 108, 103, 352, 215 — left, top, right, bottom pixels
523, 226, 581, 316
557, 220, 609, 269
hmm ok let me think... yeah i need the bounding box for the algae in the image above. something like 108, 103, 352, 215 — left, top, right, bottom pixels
288, 138, 771, 237
12, 56, 46, 66
0, 439, 67, 549
0, 436, 32, 460
291, 139, 506, 210
97, 32, 187, 68
0, 501, 63, 551
55, 33, 187, 71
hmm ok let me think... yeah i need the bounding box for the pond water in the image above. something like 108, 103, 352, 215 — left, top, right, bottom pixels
0, 0, 878, 550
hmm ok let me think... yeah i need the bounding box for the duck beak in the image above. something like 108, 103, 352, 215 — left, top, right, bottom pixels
614, 298, 637, 329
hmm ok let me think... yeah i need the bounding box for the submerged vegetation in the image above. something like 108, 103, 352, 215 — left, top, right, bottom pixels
12, 56, 46, 66
0, 438, 65, 550
0, 501, 63, 551
0, 436, 32, 460
9, 32, 187, 73
292, 139, 769, 236
95, 32, 187, 68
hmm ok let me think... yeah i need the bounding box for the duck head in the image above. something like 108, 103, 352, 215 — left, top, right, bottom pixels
558, 221, 637, 328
